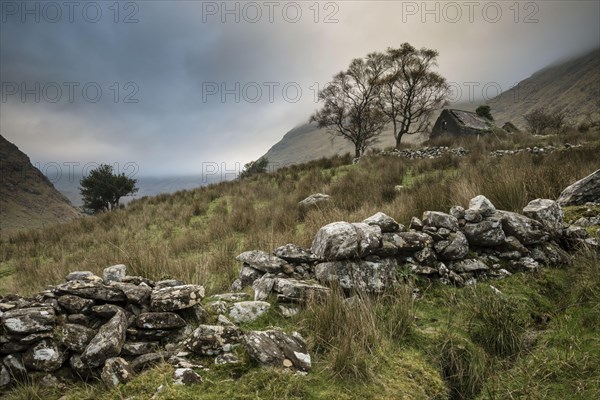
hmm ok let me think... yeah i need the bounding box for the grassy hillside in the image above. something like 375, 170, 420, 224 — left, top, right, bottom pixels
1, 128, 599, 399
0, 135, 81, 234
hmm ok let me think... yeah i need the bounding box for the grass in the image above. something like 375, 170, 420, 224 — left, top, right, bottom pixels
1, 128, 599, 399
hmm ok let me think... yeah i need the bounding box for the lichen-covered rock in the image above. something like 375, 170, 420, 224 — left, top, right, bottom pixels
108, 282, 152, 305
58, 324, 97, 353
452, 259, 489, 273
150, 285, 205, 312
236, 250, 286, 274
468, 195, 497, 216
57, 295, 95, 314
239, 266, 262, 288
0, 365, 10, 387
557, 169, 600, 206
54, 281, 126, 302
1, 306, 55, 334
434, 231, 469, 260
80, 310, 128, 369
173, 367, 202, 385
362, 212, 402, 233
134, 312, 186, 330
462, 220, 506, 246
387, 231, 434, 252
311, 222, 359, 260
121, 341, 159, 356
523, 199, 564, 239
449, 206, 465, 221
214, 352, 240, 366
244, 330, 310, 372
252, 275, 275, 301
183, 325, 242, 356
414, 247, 437, 266
273, 244, 318, 263
23, 339, 65, 372
2, 354, 27, 381
298, 193, 330, 209
496, 211, 549, 245
272, 278, 330, 303
423, 211, 460, 231
315, 258, 397, 293
353, 222, 382, 257
66, 271, 103, 283
101, 357, 133, 388
103, 264, 127, 283
229, 301, 271, 323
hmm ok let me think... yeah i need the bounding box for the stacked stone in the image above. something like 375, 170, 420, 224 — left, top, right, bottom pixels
379, 146, 469, 160
0, 264, 311, 390
236, 196, 588, 298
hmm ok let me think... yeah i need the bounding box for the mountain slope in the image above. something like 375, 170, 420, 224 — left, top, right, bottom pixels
0, 135, 81, 232
487, 48, 600, 127
263, 123, 425, 168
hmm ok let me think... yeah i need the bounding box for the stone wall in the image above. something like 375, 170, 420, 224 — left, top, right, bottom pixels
1, 193, 598, 391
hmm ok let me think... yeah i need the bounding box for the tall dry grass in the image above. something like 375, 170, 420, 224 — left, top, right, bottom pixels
1, 130, 598, 296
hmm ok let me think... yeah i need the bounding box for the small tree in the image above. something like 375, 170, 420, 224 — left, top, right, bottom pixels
239, 157, 269, 179
524, 107, 568, 135
379, 43, 450, 148
310, 53, 388, 158
79, 164, 138, 214
476, 105, 494, 121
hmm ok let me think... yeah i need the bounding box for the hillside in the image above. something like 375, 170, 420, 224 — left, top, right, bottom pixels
487, 48, 600, 127
0, 135, 81, 233
1, 128, 599, 399
264, 49, 600, 167
262, 123, 426, 168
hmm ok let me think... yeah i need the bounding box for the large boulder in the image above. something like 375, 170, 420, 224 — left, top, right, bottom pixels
311, 222, 359, 260
522, 199, 564, 239
23, 339, 66, 372
80, 310, 128, 369
557, 169, 600, 206
462, 219, 506, 247
244, 330, 311, 372
236, 251, 286, 274
1, 306, 55, 335
496, 211, 549, 245
150, 285, 205, 312
315, 258, 397, 293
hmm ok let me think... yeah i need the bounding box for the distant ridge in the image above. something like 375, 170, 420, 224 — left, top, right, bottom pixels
0, 135, 81, 233
487, 48, 600, 128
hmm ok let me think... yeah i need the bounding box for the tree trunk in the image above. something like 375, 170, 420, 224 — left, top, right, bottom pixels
395, 132, 404, 149
354, 144, 361, 158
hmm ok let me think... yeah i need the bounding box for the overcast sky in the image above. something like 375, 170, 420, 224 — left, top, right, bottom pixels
1, 0, 599, 177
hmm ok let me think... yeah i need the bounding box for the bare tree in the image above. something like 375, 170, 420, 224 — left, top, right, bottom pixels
310, 53, 388, 158
379, 43, 449, 148
524, 107, 568, 135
